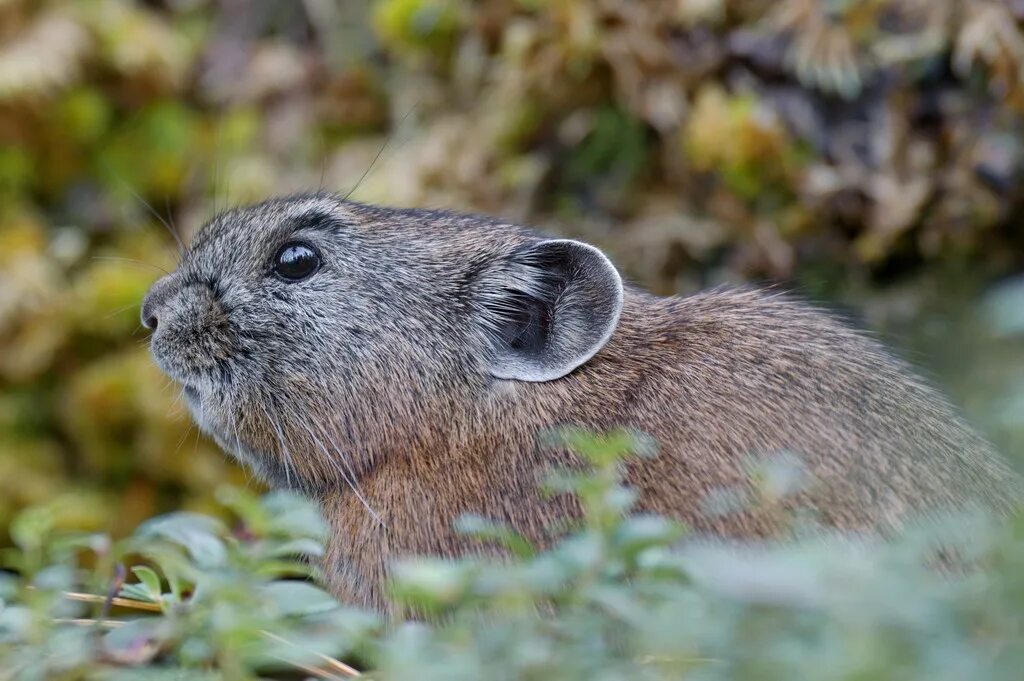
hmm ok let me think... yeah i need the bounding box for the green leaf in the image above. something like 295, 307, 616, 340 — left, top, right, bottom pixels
747, 452, 807, 502
264, 538, 325, 559
9, 506, 55, 553
260, 581, 340, 617
119, 583, 159, 605
136, 513, 227, 568
612, 516, 684, 559
93, 669, 223, 681
0, 572, 20, 601
130, 566, 162, 601
0, 606, 32, 644
552, 533, 603, 573
254, 559, 320, 580
454, 515, 536, 559
262, 491, 329, 541
389, 559, 475, 611
215, 486, 267, 531
102, 618, 166, 666
33, 565, 74, 592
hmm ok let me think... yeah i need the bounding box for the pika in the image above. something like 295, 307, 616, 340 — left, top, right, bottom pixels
142, 193, 1020, 610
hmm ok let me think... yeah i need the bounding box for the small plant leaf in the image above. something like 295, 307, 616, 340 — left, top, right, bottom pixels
260, 581, 340, 617
130, 566, 162, 601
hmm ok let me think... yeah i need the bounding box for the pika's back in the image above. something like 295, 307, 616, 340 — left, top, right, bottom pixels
561, 287, 1021, 533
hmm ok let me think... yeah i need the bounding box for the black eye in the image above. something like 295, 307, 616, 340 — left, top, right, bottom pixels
273, 242, 321, 281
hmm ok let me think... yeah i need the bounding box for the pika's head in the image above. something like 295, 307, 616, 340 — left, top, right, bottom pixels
142, 193, 623, 491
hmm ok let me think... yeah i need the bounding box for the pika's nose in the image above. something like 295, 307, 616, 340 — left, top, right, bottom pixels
141, 275, 177, 330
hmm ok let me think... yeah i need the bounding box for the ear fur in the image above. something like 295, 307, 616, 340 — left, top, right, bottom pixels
475, 239, 623, 382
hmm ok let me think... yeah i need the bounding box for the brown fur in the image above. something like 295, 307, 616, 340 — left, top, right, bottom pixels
317, 287, 1020, 609
140, 194, 1022, 612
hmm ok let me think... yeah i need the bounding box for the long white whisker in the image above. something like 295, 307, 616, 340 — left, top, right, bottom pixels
91, 255, 170, 276
223, 394, 257, 487
298, 412, 385, 528
342, 103, 419, 201
169, 388, 196, 456
101, 301, 141, 321
212, 115, 223, 218
261, 401, 296, 489
122, 183, 185, 257
193, 392, 206, 458
162, 378, 179, 397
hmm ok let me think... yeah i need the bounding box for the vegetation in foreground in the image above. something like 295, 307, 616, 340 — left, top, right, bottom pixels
1, 432, 1021, 680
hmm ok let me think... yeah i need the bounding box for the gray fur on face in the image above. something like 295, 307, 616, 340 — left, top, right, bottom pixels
142, 192, 618, 492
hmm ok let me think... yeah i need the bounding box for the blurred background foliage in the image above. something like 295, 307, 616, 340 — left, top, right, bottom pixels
2, 0, 1024, 544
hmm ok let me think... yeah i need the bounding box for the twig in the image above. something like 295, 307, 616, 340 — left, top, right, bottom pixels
54, 618, 125, 629
272, 655, 348, 681
262, 629, 361, 677
61, 590, 163, 612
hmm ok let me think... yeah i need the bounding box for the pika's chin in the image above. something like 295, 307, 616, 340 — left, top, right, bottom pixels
184, 401, 297, 490
181, 385, 215, 430
203, 421, 292, 488
181, 388, 242, 455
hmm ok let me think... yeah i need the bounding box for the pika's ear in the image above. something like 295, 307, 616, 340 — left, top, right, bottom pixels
475, 239, 623, 382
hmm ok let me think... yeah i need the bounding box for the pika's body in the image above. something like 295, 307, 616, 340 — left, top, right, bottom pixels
143, 193, 1020, 610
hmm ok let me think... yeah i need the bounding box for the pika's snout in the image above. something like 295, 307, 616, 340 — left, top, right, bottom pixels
143, 275, 235, 385
141, 274, 178, 330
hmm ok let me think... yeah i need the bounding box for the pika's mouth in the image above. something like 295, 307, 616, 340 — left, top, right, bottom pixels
196, 409, 295, 489
151, 339, 233, 410
177, 381, 233, 443
177, 382, 208, 416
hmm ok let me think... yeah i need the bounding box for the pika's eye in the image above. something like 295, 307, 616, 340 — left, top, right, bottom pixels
273, 242, 321, 281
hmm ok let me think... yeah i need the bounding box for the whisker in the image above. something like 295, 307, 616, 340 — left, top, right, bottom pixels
262, 402, 296, 489
101, 302, 141, 321
120, 182, 186, 257
212, 116, 223, 217
162, 378, 179, 397
342, 102, 419, 202
165, 384, 189, 417
192, 392, 205, 460
170, 416, 196, 460
223, 394, 252, 485
299, 413, 384, 527
317, 129, 328, 194
163, 195, 181, 241
90, 256, 170, 276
